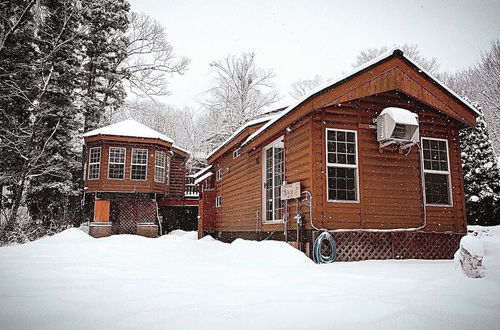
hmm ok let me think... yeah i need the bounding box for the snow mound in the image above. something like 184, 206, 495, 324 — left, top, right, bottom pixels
32, 228, 93, 244
167, 230, 197, 240
463, 225, 500, 279
227, 238, 313, 267
461, 235, 484, 257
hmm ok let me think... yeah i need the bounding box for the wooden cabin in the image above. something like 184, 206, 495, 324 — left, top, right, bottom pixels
82, 119, 198, 238
197, 49, 479, 261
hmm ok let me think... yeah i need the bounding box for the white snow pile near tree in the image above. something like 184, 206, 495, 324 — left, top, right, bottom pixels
463, 225, 500, 277
1, 227, 500, 329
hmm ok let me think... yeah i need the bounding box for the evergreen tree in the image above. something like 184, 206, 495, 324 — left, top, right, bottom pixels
79, 0, 130, 132
0, 0, 83, 243
24, 0, 83, 235
460, 113, 500, 225
0, 0, 43, 241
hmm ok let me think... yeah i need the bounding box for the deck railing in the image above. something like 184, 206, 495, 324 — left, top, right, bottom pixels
185, 176, 199, 199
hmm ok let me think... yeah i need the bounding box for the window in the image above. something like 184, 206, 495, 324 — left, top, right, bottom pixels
422, 138, 452, 205
263, 137, 285, 223
233, 148, 241, 158
131, 148, 148, 180
154, 151, 165, 183
216, 168, 222, 181
215, 195, 222, 208
88, 147, 101, 180
108, 147, 126, 179
166, 154, 171, 184
326, 129, 358, 202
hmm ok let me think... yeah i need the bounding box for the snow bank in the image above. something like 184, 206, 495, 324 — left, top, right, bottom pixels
460, 235, 485, 258
1, 228, 500, 329
467, 225, 500, 279
166, 229, 197, 240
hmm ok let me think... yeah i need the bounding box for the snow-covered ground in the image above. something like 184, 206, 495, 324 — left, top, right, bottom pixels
1, 227, 499, 330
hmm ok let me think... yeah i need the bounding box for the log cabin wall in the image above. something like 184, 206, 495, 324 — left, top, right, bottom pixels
207, 91, 467, 236
83, 138, 187, 198
166, 153, 188, 200
311, 91, 466, 233
211, 117, 313, 234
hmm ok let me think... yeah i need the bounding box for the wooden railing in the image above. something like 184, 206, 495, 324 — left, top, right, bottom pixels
185, 176, 199, 198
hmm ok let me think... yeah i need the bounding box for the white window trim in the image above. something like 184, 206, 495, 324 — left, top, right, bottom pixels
87, 147, 101, 180
420, 137, 453, 207
262, 136, 285, 224
325, 128, 360, 203
154, 151, 166, 183
216, 168, 222, 181
130, 148, 148, 181
233, 148, 241, 158
166, 153, 171, 185
108, 147, 126, 180
215, 195, 222, 208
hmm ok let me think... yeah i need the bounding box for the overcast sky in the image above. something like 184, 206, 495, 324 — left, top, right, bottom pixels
129, 0, 499, 110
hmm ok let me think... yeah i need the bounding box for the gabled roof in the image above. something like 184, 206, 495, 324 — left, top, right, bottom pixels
242, 48, 479, 148
192, 165, 212, 179
83, 119, 174, 143
206, 113, 280, 160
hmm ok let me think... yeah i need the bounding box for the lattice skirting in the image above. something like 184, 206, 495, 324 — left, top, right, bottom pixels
319, 231, 464, 261
110, 200, 158, 235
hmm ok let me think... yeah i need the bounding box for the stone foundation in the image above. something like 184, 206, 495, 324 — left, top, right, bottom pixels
137, 223, 158, 238
89, 222, 112, 238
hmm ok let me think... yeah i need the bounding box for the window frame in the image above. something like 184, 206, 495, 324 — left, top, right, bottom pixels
130, 148, 148, 181
261, 136, 285, 224
325, 128, 360, 203
154, 151, 166, 183
87, 147, 101, 180
420, 137, 453, 207
215, 195, 222, 208
107, 147, 126, 180
233, 148, 241, 158
216, 168, 222, 181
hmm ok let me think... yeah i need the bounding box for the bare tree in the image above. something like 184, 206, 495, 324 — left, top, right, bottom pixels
444, 40, 500, 153
113, 99, 178, 136
0, 0, 37, 52
352, 43, 440, 75
122, 12, 190, 98
289, 75, 325, 100
200, 52, 278, 150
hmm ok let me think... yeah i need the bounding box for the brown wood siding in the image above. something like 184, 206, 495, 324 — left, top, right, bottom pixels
206, 91, 467, 234
244, 55, 476, 153
84, 138, 187, 197
166, 154, 187, 200
211, 117, 313, 233
313, 92, 465, 232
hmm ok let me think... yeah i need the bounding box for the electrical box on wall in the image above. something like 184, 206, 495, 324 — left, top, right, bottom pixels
376, 107, 419, 148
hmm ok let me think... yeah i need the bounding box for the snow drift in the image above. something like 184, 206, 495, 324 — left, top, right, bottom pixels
1, 227, 500, 329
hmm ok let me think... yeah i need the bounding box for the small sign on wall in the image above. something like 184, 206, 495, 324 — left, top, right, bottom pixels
281, 182, 301, 200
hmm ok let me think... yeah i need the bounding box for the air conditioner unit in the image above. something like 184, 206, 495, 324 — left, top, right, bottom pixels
376, 107, 419, 148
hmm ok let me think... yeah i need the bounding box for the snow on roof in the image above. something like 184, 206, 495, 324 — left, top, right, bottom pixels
194, 171, 213, 185
192, 165, 212, 178
380, 107, 419, 125
206, 114, 279, 159
172, 144, 190, 155
83, 119, 174, 143
242, 48, 480, 148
